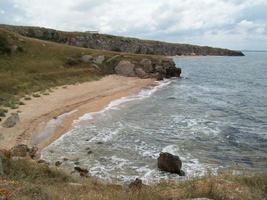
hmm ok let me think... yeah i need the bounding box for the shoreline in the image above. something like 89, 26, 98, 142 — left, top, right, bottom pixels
0, 75, 156, 150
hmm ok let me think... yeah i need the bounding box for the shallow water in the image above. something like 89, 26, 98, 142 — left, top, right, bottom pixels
41, 52, 267, 183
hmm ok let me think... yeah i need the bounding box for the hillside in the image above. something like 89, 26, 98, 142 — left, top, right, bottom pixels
0, 24, 244, 56
0, 154, 266, 200
0, 28, 180, 118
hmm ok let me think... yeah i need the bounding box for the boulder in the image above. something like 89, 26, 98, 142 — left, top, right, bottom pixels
74, 166, 89, 177
157, 152, 184, 176
150, 72, 164, 81
93, 55, 105, 64
135, 68, 147, 78
55, 161, 62, 167
140, 59, 153, 72
166, 66, 181, 78
115, 60, 136, 77
155, 65, 166, 74
10, 144, 29, 157
2, 113, 20, 128
80, 55, 93, 62
161, 59, 181, 78
28, 146, 38, 159
129, 178, 143, 190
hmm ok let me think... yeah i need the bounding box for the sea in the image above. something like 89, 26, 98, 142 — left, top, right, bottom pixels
41, 52, 267, 184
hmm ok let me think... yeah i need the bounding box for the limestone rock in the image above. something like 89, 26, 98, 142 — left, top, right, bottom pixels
140, 59, 153, 73
93, 55, 105, 64
135, 68, 147, 78
115, 60, 136, 77
2, 113, 20, 128
80, 55, 93, 62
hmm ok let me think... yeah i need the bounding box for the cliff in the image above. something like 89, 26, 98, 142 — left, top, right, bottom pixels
0, 24, 244, 56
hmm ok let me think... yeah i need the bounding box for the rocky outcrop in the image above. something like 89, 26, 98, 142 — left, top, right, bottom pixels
129, 178, 143, 190
114, 58, 181, 80
0, 25, 245, 56
2, 113, 20, 128
10, 144, 29, 157
74, 166, 89, 177
10, 144, 38, 158
157, 152, 185, 176
115, 60, 136, 77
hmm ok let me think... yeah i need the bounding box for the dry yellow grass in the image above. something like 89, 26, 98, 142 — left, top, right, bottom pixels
0, 156, 266, 200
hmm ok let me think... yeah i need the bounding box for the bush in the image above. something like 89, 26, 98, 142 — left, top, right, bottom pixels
0, 108, 8, 117
32, 93, 41, 98
0, 35, 11, 54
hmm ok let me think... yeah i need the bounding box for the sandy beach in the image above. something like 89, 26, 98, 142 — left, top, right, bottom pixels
0, 75, 155, 150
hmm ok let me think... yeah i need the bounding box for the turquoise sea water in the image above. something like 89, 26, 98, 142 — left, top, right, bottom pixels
42, 52, 267, 183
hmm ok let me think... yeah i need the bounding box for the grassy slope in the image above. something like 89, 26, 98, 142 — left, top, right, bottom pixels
0, 157, 266, 200
0, 28, 163, 117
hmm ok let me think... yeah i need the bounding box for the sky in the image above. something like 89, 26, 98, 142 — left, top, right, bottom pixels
0, 0, 267, 50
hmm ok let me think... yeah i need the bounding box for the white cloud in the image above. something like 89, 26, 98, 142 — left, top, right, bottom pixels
2, 0, 267, 50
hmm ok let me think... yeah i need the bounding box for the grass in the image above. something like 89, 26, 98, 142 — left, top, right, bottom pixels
0, 156, 266, 200
0, 28, 164, 111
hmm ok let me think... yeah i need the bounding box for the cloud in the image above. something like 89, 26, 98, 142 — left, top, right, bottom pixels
0, 0, 266, 50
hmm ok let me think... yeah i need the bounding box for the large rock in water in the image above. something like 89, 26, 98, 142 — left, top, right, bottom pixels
157, 152, 184, 176
115, 60, 136, 77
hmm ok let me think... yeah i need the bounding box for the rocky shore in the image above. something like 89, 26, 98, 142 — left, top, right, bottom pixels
0, 24, 244, 56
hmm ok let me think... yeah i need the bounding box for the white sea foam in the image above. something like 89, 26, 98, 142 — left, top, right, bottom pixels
74, 79, 173, 124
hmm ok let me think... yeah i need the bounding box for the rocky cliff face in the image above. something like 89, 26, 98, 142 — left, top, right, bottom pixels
75, 54, 181, 80
0, 25, 244, 56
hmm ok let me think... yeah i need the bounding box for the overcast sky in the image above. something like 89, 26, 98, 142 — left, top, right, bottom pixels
0, 0, 267, 50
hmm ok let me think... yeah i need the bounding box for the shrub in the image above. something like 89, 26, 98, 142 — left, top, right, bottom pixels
0, 108, 8, 117
0, 34, 11, 54
24, 96, 31, 100
33, 93, 41, 98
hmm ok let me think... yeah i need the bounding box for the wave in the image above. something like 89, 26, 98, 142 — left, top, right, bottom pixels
74, 79, 173, 124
